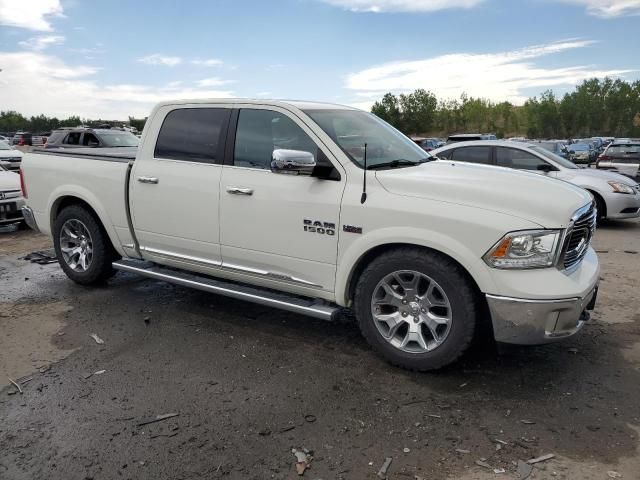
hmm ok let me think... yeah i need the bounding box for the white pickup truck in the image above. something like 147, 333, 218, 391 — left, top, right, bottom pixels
20, 99, 600, 370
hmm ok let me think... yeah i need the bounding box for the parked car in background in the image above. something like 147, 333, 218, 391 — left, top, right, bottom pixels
0, 135, 11, 143
0, 140, 24, 171
530, 140, 568, 159
0, 163, 24, 226
447, 133, 496, 143
411, 137, 441, 152
44, 127, 140, 149
431, 140, 640, 222
597, 141, 640, 181
12, 132, 32, 146
567, 143, 596, 164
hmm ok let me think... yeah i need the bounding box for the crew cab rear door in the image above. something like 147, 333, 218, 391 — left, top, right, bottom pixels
219, 106, 344, 293
130, 105, 231, 270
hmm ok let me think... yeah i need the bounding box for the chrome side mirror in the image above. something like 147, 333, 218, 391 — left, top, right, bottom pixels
271, 149, 316, 176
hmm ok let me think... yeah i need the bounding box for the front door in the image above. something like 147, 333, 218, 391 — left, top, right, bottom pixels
130, 106, 231, 269
219, 107, 344, 293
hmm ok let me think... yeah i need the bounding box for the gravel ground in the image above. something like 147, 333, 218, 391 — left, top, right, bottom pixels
0, 221, 639, 480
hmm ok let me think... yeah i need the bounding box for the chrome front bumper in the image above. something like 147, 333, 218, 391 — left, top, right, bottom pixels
487, 286, 597, 345
21, 205, 39, 232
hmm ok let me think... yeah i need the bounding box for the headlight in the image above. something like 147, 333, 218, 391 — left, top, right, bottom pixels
608, 181, 635, 194
483, 230, 562, 269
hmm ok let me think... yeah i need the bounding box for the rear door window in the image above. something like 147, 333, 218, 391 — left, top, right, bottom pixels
82, 133, 100, 146
155, 108, 231, 163
450, 146, 492, 164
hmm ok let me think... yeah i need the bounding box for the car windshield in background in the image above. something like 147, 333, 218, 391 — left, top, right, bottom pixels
0, 140, 12, 150
530, 145, 578, 169
571, 144, 589, 151
100, 131, 140, 147
304, 109, 430, 168
607, 144, 640, 156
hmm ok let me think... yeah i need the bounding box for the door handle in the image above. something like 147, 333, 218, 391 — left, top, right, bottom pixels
137, 176, 159, 184
226, 186, 254, 196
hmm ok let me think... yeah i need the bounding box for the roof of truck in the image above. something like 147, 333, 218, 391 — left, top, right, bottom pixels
153, 98, 359, 111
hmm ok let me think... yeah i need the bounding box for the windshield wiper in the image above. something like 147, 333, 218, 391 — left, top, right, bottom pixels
367, 159, 422, 170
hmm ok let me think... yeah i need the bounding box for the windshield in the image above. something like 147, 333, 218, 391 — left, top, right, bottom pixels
571, 144, 589, 151
0, 140, 12, 150
304, 109, 430, 168
99, 131, 140, 147
530, 145, 578, 169
607, 144, 640, 155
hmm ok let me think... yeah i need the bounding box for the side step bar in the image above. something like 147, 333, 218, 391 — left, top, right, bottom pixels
112, 258, 340, 321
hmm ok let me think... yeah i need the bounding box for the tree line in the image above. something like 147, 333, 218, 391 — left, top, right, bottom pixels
371, 77, 640, 139
0, 111, 147, 135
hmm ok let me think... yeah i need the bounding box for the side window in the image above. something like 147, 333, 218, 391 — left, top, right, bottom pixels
82, 133, 99, 146
155, 108, 230, 163
497, 147, 548, 170
234, 109, 318, 170
64, 132, 81, 145
450, 146, 492, 164
436, 148, 455, 159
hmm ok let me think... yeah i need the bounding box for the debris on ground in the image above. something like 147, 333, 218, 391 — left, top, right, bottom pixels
623, 250, 638, 254
21, 249, 58, 264
93, 370, 106, 375
517, 460, 533, 479
8, 377, 23, 394
427, 414, 441, 419
607, 471, 622, 478
520, 419, 536, 425
136, 413, 180, 427
475, 460, 492, 469
527, 453, 555, 464
455, 449, 470, 454
89, 333, 105, 345
403, 447, 411, 453
567, 347, 579, 354
291, 448, 313, 476
304, 414, 316, 423
377, 457, 392, 479
494, 468, 506, 474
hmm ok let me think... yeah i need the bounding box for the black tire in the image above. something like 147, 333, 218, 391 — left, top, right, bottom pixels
592, 192, 606, 224
52, 204, 118, 285
354, 247, 478, 371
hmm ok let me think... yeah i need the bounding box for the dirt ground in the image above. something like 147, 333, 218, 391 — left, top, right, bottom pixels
0, 222, 639, 480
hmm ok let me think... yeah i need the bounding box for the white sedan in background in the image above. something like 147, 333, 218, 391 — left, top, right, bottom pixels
0, 163, 25, 226
431, 140, 640, 222
0, 140, 24, 171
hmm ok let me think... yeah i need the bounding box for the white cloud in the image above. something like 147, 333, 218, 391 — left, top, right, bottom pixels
196, 77, 233, 87
138, 54, 182, 67
192, 58, 223, 67
346, 40, 632, 108
555, 0, 640, 17
0, 51, 235, 118
18, 35, 64, 51
318, 0, 483, 12
0, 0, 63, 31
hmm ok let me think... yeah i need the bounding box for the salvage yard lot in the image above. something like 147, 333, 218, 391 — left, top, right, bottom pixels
1, 222, 639, 480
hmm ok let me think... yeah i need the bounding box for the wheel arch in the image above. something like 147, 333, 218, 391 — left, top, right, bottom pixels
584, 188, 607, 219
49, 193, 122, 256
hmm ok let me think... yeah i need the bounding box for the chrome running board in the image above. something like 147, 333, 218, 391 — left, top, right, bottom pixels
112, 258, 339, 321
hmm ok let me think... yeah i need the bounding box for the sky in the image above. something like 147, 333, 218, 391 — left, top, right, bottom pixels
0, 0, 639, 119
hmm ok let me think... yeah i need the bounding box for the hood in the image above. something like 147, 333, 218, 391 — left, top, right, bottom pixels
0, 149, 23, 158
375, 160, 592, 228
562, 167, 639, 185
0, 169, 20, 191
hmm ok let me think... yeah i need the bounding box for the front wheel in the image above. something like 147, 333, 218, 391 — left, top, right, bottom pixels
53, 205, 118, 285
354, 248, 478, 371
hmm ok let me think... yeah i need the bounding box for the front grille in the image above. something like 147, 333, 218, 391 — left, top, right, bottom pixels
0, 189, 22, 200
562, 202, 597, 270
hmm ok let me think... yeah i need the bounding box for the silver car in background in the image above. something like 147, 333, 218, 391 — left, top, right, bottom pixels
431, 140, 640, 222
597, 141, 640, 181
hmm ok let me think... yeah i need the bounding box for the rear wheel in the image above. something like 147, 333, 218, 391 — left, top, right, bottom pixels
53, 205, 118, 285
354, 248, 478, 371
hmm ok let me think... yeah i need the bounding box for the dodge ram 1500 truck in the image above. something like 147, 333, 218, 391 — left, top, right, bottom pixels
20, 99, 600, 370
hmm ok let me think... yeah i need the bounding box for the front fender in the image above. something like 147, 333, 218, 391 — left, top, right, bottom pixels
334, 226, 498, 306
